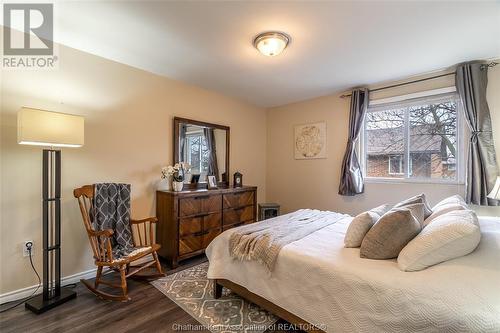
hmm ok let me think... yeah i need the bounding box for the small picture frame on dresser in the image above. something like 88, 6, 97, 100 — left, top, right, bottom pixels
207, 175, 218, 189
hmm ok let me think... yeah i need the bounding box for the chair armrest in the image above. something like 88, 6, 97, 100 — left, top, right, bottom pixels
89, 229, 114, 237
87, 229, 114, 262
130, 217, 158, 224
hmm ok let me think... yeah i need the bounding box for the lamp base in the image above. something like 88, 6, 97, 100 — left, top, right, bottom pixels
25, 289, 76, 314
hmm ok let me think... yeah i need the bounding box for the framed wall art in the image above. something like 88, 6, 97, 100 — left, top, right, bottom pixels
294, 122, 327, 159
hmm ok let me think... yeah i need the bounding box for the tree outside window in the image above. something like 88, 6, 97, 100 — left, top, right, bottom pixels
364, 94, 461, 182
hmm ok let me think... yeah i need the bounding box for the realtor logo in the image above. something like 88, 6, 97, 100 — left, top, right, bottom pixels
2, 3, 58, 69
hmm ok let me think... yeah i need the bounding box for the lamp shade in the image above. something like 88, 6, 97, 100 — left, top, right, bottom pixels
487, 176, 500, 200
18, 107, 84, 147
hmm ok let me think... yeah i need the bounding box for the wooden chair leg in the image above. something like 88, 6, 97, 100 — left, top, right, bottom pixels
119, 265, 128, 300
95, 266, 103, 288
152, 251, 164, 275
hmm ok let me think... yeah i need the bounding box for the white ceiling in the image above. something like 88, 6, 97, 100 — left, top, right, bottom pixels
17, 1, 500, 107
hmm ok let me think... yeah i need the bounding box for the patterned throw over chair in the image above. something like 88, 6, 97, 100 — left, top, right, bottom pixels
74, 183, 164, 301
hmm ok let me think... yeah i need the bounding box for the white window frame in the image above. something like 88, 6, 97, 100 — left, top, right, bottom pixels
388, 155, 404, 175
359, 90, 466, 185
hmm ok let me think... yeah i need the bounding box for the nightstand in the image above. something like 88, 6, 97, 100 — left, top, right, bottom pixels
258, 203, 280, 221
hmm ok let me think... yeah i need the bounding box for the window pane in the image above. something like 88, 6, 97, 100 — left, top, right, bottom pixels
365, 109, 405, 178
189, 136, 201, 173
409, 101, 457, 180
187, 135, 210, 175
389, 155, 404, 174
200, 136, 209, 173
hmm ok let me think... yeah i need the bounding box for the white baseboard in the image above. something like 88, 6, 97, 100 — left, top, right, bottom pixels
0, 268, 97, 305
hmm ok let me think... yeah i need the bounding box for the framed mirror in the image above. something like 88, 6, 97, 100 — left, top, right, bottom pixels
173, 117, 230, 188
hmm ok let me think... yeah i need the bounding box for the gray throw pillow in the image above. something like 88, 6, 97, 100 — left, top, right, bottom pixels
401, 203, 426, 227
394, 193, 433, 219
344, 204, 392, 248
360, 204, 423, 259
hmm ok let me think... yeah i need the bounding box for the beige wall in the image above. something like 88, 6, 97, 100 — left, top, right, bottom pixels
0, 45, 267, 294
267, 66, 500, 217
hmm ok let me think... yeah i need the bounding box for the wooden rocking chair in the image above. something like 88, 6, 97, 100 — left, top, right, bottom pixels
74, 185, 164, 301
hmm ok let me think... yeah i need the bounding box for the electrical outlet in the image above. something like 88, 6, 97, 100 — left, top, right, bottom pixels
23, 241, 34, 257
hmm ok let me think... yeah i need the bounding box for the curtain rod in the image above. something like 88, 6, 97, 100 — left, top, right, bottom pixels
339, 61, 498, 98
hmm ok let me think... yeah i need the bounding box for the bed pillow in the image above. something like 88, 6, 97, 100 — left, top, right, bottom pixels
423, 195, 468, 227
344, 204, 392, 248
432, 194, 466, 210
398, 209, 480, 272
423, 202, 467, 228
393, 193, 433, 219
360, 204, 423, 259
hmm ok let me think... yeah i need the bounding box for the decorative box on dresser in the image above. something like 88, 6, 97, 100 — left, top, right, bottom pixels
156, 186, 257, 268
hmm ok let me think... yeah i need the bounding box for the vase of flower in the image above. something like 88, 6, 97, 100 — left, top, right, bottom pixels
158, 166, 173, 191
161, 162, 190, 192
172, 181, 184, 192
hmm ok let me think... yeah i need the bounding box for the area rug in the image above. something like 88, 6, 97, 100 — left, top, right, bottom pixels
151, 262, 278, 333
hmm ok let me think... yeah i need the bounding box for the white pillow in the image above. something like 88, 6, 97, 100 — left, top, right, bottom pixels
423, 202, 467, 227
344, 204, 391, 248
432, 194, 466, 210
398, 210, 480, 272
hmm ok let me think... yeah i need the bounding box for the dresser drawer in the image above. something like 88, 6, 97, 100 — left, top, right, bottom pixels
179, 194, 222, 217
179, 234, 203, 256
223, 191, 255, 209
223, 206, 255, 226
203, 229, 221, 248
179, 212, 221, 237
204, 212, 221, 230
179, 228, 221, 256
179, 216, 202, 237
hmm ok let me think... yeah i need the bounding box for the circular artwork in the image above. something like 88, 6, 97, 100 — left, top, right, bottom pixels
295, 125, 324, 158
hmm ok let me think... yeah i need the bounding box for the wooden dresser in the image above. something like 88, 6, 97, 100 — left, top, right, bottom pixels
156, 186, 257, 267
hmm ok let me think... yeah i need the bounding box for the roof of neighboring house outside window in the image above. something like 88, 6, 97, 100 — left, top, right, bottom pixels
366, 125, 447, 155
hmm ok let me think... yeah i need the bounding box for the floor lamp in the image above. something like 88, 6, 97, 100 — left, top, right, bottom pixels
17, 107, 84, 314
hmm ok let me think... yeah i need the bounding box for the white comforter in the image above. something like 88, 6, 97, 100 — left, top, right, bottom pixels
206, 210, 500, 333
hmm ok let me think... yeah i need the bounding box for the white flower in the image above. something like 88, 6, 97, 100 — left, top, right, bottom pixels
161, 165, 180, 178
180, 162, 191, 172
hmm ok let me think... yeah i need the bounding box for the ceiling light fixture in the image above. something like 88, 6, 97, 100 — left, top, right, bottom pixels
253, 31, 290, 57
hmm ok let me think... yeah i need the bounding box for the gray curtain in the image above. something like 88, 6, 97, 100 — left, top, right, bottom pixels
179, 124, 187, 161
339, 88, 369, 196
204, 128, 220, 181
455, 61, 498, 206
456, 61, 499, 206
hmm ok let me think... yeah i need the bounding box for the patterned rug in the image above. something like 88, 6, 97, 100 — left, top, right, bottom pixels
151, 262, 278, 333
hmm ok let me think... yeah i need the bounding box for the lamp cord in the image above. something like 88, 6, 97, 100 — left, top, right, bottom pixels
0, 247, 78, 313
0, 247, 41, 313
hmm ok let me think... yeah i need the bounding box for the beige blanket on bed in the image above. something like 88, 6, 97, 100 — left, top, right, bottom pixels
228, 209, 347, 271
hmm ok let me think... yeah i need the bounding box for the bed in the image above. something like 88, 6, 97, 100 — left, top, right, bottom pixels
205, 210, 500, 333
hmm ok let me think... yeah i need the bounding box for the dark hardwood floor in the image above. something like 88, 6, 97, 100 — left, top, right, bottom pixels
0, 256, 298, 333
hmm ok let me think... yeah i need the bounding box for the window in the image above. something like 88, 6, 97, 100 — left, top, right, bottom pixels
363, 93, 463, 183
388, 155, 404, 175
184, 131, 209, 177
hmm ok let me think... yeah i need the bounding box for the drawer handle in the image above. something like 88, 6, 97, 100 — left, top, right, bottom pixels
194, 195, 209, 200
194, 213, 209, 218
193, 230, 210, 237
